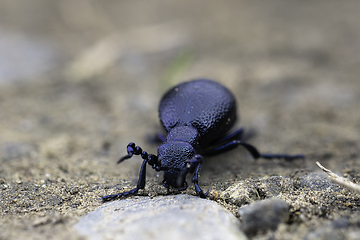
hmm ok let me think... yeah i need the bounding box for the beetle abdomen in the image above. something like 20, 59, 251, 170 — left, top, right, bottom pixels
159, 79, 237, 145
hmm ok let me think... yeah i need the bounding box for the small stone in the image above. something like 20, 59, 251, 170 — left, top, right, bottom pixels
238, 198, 289, 236
74, 194, 247, 240
207, 189, 219, 200
219, 180, 259, 206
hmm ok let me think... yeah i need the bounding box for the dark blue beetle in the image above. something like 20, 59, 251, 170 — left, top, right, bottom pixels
102, 79, 304, 202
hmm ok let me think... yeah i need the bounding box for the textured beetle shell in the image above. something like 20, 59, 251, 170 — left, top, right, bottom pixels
159, 79, 237, 146
158, 141, 195, 171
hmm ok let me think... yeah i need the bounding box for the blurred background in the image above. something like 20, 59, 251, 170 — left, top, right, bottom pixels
1, 1, 360, 238
2, 0, 360, 87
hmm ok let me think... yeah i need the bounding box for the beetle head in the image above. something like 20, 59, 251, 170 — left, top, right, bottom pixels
157, 141, 195, 189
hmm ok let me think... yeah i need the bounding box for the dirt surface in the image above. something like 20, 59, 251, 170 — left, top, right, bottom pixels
1, 1, 360, 239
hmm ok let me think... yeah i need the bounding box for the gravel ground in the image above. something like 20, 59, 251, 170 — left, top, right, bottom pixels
1, 1, 360, 239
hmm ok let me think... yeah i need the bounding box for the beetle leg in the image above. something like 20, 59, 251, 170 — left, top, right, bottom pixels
187, 155, 207, 198
258, 153, 305, 160
193, 162, 207, 198
203, 140, 304, 160
202, 140, 259, 157
102, 158, 148, 202
102, 143, 161, 202
210, 127, 244, 145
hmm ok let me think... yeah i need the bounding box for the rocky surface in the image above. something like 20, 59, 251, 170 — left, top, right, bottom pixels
1, 1, 360, 240
75, 195, 247, 240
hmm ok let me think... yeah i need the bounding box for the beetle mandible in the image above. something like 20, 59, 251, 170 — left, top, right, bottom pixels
102, 79, 304, 202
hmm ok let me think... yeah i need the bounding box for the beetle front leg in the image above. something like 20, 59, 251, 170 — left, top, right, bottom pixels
188, 155, 207, 198
102, 158, 148, 202
102, 142, 159, 202
193, 164, 207, 198
210, 127, 244, 146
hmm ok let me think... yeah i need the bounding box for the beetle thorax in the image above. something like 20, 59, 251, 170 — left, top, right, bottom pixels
157, 141, 195, 170
166, 126, 199, 148
157, 141, 195, 188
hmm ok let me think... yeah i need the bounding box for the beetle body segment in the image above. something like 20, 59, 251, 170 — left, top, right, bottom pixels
159, 79, 236, 146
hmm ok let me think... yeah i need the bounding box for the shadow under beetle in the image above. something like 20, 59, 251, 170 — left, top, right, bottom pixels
102, 79, 304, 202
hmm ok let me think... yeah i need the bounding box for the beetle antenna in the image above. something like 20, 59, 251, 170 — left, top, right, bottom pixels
117, 153, 133, 164
117, 142, 143, 164
103, 142, 160, 202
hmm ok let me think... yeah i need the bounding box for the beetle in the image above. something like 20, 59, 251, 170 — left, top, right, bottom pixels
102, 79, 304, 202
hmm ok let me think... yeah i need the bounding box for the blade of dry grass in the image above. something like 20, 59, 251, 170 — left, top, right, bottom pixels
316, 161, 360, 194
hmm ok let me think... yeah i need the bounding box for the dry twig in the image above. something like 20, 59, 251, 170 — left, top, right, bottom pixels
316, 161, 360, 194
